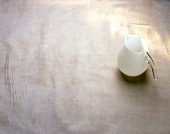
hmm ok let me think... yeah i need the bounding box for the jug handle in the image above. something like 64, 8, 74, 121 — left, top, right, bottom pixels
145, 52, 158, 80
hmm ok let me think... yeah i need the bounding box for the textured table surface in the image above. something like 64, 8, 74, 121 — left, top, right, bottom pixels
0, 0, 170, 134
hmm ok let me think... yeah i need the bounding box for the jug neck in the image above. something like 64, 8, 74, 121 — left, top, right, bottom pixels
125, 35, 149, 53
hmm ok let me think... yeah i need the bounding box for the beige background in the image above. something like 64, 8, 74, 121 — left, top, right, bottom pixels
0, 0, 170, 134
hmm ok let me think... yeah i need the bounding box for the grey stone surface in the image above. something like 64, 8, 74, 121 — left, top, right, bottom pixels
0, 0, 170, 134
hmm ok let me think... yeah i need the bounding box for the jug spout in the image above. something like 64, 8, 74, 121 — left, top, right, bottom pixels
146, 52, 158, 80
125, 34, 133, 41
125, 34, 132, 40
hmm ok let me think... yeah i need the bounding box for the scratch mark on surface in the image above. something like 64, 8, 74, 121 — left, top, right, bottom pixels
0, 112, 9, 126
5, 53, 13, 104
4, 52, 19, 111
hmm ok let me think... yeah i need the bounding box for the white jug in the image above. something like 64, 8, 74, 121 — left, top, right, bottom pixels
117, 35, 157, 80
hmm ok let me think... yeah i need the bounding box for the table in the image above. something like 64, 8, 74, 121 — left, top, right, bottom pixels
0, 0, 170, 134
